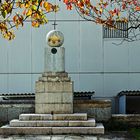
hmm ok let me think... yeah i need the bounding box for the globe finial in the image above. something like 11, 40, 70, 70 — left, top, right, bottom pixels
46, 30, 64, 47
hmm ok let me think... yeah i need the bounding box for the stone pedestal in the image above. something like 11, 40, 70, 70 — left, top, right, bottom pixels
45, 47, 65, 72
35, 72, 73, 114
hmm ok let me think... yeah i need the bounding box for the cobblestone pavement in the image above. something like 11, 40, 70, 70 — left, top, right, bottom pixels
0, 132, 136, 140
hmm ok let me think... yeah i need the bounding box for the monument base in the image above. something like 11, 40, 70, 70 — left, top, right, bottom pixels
0, 113, 104, 135
35, 72, 73, 114
0, 72, 104, 135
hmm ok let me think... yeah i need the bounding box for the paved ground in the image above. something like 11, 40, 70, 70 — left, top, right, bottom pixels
0, 132, 136, 140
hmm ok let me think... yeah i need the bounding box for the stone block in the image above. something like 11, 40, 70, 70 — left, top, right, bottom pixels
44, 82, 73, 93
36, 121, 68, 127
63, 82, 73, 92
0, 123, 104, 135
10, 120, 69, 127
19, 114, 52, 121
33, 136, 51, 140
19, 113, 88, 121
68, 119, 96, 127
10, 120, 37, 127
0, 125, 52, 135
83, 136, 97, 140
35, 92, 73, 104
44, 82, 63, 93
52, 123, 104, 134
35, 81, 45, 93
64, 136, 85, 140
12, 119, 96, 127
53, 113, 87, 120
51, 136, 66, 140
35, 93, 62, 104
35, 103, 73, 114
62, 92, 73, 103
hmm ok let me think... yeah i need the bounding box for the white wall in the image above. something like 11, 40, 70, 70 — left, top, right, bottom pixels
0, 3, 140, 98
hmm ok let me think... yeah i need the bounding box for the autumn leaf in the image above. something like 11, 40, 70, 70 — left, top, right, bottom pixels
2, 30, 15, 40
0, 22, 7, 31
43, 17, 48, 23
99, 8, 103, 14
52, 5, 59, 12
63, 0, 69, 4
40, 1, 43, 7
32, 5, 37, 11
32, 21, 40, 27
26, 9, 32, 17
13, 15, 24, 28
135, 6, 140, 11
13, 15, 17, 23
93, 7, 98, 15
67, 4, 72, 10
23, 9, 27, 15
19, 3, 25, 8
44, 2, 52, 12
122, 3, 126, 10
25, 1, 31, 8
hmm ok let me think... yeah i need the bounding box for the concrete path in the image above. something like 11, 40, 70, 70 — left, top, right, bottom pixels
0, 134, 136, 140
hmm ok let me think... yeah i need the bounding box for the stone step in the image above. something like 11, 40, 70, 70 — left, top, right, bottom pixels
10, 118, 96, 127
19, 113, 87, 121
0, 123, 104, 135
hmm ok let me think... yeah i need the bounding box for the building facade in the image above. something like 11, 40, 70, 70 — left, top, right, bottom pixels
0, 2, 140, 113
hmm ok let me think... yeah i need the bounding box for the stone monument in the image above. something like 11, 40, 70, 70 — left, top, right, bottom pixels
0, 30, 104, 135
35, 30, 73, 114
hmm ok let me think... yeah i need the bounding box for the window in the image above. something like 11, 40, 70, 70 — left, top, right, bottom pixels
103, 21, 128, 38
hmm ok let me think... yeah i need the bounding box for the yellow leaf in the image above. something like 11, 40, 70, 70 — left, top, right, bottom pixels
20, 3, 25, 8
43, 17, 48, 23
100, 8, 103, 13
32, 21, 39, 27
44, 2, 51, 12
53, 5, 59, 12
26, 9, 32, 17
32, 5, 37, 11
25, 2, 31, 8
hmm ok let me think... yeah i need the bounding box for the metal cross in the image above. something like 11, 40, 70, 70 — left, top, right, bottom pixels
52, 20, 58, 30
